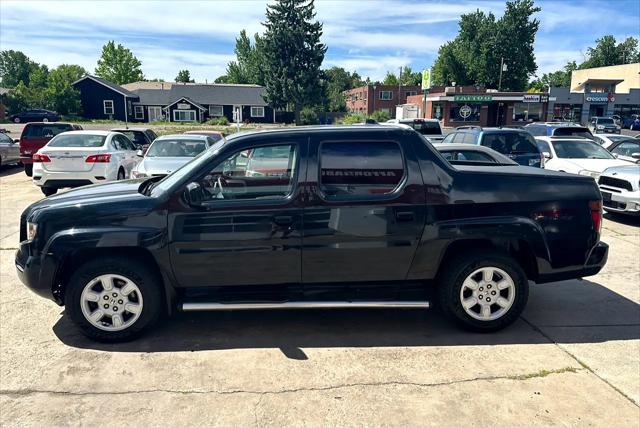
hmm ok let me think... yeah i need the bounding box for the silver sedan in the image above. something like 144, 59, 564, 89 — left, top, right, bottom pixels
0, 132, 20, 166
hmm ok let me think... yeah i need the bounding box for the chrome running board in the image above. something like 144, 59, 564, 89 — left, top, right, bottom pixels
181, 300, 430, 312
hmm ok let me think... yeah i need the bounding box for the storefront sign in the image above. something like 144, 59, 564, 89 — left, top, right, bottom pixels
454, 95, 493, 102
540, 94, 549, 103
584, 94, 610, 104
523, 94, 540, 103
177, 103, 191, 109
459, 105, 473, 119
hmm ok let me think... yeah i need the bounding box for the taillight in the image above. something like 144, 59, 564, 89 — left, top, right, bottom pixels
85, 154, 112, 163
589, 200, 602, 233
32, 153, 51, 163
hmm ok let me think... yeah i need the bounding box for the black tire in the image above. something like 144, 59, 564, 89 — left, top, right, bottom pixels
24, 164, 33, 177
117, 168, 125, 180
65, 257, 163, 342
437, 251, 529, 332
42, 117, 49, 123
41, 187, 57, 196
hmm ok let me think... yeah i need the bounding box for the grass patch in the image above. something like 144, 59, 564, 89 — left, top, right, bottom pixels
510, 367, 579, 381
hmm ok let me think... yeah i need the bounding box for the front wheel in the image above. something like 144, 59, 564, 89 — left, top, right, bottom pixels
437, 251, 529, 332
65, 257, 163, 342
42, 117, 49, 123
117, 168, 125, 180
13, 117, 20, 123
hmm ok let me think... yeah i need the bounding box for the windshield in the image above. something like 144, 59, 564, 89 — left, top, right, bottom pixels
149, 139, 227, 195
47, 134, 106, 148
146, 139, 208, 157
608, 136, 635, 143
480, 132, 538, 155
551, 140, 615, 159
597, 118, 614, 124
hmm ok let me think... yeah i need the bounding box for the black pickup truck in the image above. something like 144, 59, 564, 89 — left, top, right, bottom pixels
16, 126, 609, 341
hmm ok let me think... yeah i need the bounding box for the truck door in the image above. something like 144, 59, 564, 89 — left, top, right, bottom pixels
302, 135, 426, 283
168, 136, 307, 287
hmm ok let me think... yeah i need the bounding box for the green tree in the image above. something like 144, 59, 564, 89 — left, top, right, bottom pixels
382, 71, 398, 85
322, 66, 364, 112
582, 35, 640, 68
45, 64, 86, 114
431, 0, 539, 91
528, 61, 577, 91
261, 0, 327, 124
95, 41, 144, 84
219, 30, 265, 85
399, 66, 422, 86
175, 69, 194, 83
0, 50, 34, 88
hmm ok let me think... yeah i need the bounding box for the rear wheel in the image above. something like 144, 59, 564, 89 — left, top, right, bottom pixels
41, 187, 57, 196
65, 257, 163, 342
24, 164, 33, 177
42, 117, 49, 123
437, 251, 529, 332
13, 117, 20, 123
117, 168, 125, 180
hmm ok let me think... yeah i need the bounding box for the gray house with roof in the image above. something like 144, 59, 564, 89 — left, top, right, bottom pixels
73, 75, 275, 123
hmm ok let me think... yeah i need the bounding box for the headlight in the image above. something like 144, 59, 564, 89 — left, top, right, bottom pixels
578, 170, 600, 180
26, 222, 37, 242
131, 171, 148, 178
596, 125, 604, 129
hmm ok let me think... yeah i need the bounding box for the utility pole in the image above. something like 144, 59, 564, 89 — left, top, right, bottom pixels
398, 66, 402, 105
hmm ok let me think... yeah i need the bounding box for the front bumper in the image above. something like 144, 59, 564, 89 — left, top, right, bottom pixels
600, 188, 640, 215
15, 243, 59, 303
536, 241, 609, 283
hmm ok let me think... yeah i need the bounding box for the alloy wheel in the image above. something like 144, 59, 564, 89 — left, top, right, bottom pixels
459, 267, 515, 321
80, 274, 144, 331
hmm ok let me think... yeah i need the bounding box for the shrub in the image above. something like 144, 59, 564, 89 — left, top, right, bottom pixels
339, 113, 366, 124
207, 116, 229, 126
369, 110, 391, 123
299, 107, 319, 125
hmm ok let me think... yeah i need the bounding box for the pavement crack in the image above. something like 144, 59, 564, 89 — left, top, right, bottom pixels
0, 369, 585, 398
521, 316, 640, 408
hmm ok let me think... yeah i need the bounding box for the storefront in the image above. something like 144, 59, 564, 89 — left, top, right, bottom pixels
548, 86, 640, 125
408, 90, 549, 128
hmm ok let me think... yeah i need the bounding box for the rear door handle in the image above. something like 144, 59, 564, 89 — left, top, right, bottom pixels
273, 215, 293, 226
395, 211, 415, 222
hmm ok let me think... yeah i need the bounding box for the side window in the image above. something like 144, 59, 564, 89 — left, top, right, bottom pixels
611, 142, 640, 156
319, 141, 404, 199
199, 144, 298, 201
442, 134, 455, 144
461, 133, 476, 144
112, 135, 126, 150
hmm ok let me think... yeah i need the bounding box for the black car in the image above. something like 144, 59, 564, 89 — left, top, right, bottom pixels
16, 126, 608, 341
10, 109, 60, 124
524, 123, 594, 139
442, 127, 544, 167
111, 127, 158, 149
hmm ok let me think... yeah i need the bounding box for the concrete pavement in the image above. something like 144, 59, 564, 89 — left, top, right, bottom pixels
0, 164, 638, 427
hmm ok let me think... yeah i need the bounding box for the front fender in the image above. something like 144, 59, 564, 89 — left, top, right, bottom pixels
407, 216, 551, 280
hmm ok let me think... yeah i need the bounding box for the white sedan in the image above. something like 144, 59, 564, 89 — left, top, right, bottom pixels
32, 130, 140, 196
534, 136, 632, 180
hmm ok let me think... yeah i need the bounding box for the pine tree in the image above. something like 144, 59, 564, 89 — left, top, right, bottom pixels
261, 0, 326, 124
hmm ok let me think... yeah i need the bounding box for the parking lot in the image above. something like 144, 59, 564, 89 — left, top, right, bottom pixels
0, 152, 638, 425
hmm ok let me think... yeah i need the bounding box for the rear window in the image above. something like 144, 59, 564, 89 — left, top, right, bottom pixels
47, 134, 107, 148
23, 124, 73, 139
480, 132, 538, 155
403, 120, 441, 135
525, 125, 546, 136
114, 130, 147, 146
552, 127, 592, 138
146, 139, 208, 157
319, 141, 404, 199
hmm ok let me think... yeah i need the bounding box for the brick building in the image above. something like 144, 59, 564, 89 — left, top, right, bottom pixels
344, 84, 421, 116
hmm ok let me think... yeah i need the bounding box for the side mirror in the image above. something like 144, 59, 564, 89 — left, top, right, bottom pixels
136, 149, 144, 157
542, 151, 551, 159
184, 182, 203, 206
631, 152, 640, 159
13, 138, 19, 144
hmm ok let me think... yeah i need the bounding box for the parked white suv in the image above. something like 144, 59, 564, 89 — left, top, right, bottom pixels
534, 136, 631, 180
598, 165, 640, 216
32, 131, 140, 196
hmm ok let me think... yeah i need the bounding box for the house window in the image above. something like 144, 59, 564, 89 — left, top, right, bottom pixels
134, 106, 144, 119
405, 91, 417, 97
251, 106, 265, 117
379, 91, 392, 100
209, 105, 224, 117
103, 100, 114, 115
173, 110, 196, 122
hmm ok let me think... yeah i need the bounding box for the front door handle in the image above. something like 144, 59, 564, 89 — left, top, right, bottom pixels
395, 211, 415, 222
273, 215, 293, 226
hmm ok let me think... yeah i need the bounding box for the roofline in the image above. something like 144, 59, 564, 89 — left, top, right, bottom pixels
72, 75, 138, 98
162, 96, 207, 111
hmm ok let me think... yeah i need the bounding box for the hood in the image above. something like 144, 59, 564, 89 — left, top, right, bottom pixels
136, 157, 192, 175
601, 164, 640, 181
559, 158, 631, 172
26, 179, 148, 212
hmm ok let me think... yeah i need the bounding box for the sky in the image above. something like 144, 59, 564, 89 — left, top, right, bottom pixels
1, 0, 639, 84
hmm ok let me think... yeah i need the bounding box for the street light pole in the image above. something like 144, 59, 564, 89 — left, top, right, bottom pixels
498, 57, 506, 91
372, 85, 377, 115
